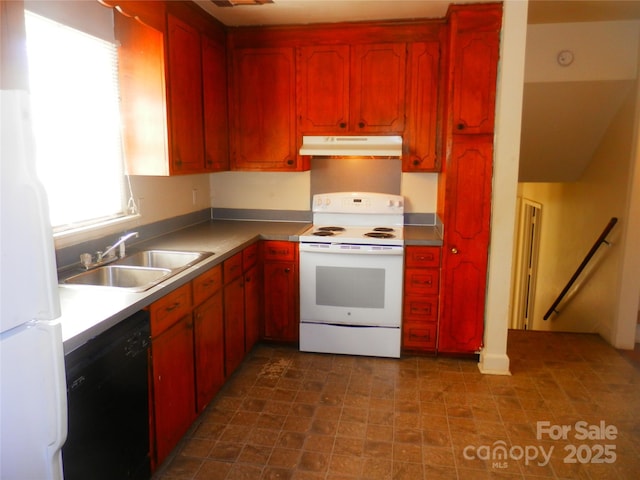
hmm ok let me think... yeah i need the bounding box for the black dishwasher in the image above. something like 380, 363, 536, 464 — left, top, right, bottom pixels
63, 310, 151, 480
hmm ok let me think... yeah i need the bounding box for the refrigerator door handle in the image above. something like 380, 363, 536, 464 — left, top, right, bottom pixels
42, 320, 68, 475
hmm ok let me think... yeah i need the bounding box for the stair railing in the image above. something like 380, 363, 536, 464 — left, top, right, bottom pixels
543, 217, 618, 320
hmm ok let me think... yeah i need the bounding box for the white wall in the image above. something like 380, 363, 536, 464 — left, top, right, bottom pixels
519, 84, 639, 344
479, 0, 528, 375
210, 171, 310, 211
525, 21, 639, 83
209, 170, 439, 215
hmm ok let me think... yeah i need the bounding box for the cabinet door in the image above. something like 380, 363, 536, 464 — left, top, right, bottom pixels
350, 43, 406, 133
194, 291, 224, 413
166, 14, 204, 173
202, 34, 229, 171
229, 47, 299, 171
224, 275, 245, 376
114, 9, 169, 176
403, 41, 441, 172
450, 31, 499, 135
263, 261, 298, 342
297, 45, 350, 133
244, 264, 261, 352
151, 315, 196, 465
438, 137, 493, 353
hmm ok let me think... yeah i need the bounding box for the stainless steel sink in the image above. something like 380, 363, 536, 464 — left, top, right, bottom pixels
61, 250, 214, 292
63, 265, 172, 291
115, 250, 211, 270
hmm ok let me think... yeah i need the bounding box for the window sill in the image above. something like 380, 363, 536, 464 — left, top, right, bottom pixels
53, 214, 141, 250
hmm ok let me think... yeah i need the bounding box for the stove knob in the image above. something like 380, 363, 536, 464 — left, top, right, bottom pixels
324, 198, 331, 206
397, 200, 404, 208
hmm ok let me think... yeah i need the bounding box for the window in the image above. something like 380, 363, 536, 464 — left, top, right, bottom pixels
24, 11, 131, 232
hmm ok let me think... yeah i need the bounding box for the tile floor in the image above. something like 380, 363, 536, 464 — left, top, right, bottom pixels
152, 330, 640, 480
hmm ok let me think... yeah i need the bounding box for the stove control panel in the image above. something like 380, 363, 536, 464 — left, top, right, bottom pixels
312, 192, 404, 214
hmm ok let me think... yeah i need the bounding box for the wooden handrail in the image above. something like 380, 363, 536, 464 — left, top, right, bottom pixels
543, 217, 618, 320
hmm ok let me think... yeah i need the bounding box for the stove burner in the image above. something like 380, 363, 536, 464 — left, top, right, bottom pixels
365, 232, 395, 239
317, 226, 346, 232
312, 231, 336, 236
372, 227, 395, 233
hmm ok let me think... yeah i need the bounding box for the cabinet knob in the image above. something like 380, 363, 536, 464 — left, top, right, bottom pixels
339, 122, 346, 128
284, 268, 291, 273
456, 123, 465, 131
286, 159, 294, 166
412, 159, 420, 166
451, 247, 459, 254
358, 121, 365, 128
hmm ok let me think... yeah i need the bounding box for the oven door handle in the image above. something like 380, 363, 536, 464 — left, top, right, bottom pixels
299, 243, 404, 255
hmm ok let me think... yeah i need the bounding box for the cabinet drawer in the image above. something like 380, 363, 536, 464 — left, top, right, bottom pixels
242, 243, 259, 270
403, 322, 437, 350
149, 283, 193, 337
403, 295, 438, 322
404, 268, 439, 296
193, 264, 222, 306
405, 246, 441, 268
223, 252, 243, 283
263, 241, 296, 261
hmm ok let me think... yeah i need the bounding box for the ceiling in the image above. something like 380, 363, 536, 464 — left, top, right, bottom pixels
195, 0, 640, 27
194, 0, 640, 183
194, 0, 475, 27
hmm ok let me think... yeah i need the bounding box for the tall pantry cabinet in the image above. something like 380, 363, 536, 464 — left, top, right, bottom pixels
437, 4, 502, 354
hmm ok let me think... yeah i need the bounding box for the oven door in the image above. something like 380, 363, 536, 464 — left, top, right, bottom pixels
299, 242, 404, 328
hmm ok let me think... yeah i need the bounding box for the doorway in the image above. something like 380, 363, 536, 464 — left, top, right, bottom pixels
511, 199, 542, 330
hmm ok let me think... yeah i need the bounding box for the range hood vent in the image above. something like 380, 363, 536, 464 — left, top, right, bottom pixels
299, 135, 403, 157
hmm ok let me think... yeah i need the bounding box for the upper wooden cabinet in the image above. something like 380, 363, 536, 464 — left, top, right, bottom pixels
403, 41, 441, 172
447, 5, 501, 135
202, 35, 230, 171
112, 3, 228, 175
228, 47, 304, 171
297, 43, 406, 134
297, 45, 349, 133
166, 14, 204, 173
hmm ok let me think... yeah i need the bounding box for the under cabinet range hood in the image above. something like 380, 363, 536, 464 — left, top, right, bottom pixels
299, 135, 403, 157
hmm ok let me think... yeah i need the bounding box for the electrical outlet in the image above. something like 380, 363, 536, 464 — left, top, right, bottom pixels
192, 188, 198, 206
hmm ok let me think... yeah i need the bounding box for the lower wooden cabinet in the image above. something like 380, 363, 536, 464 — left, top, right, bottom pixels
224, 273, 245, 376
147, 241, 294, 471
148, 283, 195, 468
244, 263, 261, 352
193, 265, 224, 414
262, 241, 299, 342
402, 246, 441, 353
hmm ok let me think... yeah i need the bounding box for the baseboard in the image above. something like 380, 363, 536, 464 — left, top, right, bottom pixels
478, 351, 511, 375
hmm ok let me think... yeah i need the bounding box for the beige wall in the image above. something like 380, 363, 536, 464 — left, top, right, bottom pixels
128, 174, 211, 221
519, 85, 638, 342
209, 171, 439, 215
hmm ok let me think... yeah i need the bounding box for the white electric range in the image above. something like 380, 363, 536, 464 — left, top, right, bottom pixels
299, 192, 405, 358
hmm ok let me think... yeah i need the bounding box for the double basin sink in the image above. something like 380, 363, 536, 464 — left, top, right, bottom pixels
61, 250, 214, 292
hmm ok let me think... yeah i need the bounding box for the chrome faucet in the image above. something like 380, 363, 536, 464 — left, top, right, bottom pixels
98, 231, 139, 262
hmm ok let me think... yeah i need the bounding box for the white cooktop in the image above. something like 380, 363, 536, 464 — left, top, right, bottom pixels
300, 192, 405, 246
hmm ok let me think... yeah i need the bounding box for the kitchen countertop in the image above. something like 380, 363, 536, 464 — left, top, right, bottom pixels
59, 219, 442, 354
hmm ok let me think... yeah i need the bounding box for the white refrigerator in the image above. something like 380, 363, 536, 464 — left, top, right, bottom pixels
0, 90, 67, 479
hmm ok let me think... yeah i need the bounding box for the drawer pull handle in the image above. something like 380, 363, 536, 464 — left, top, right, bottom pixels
410, 332, 431, 341
411, 307, 432, 314
165, 302, 181, 312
